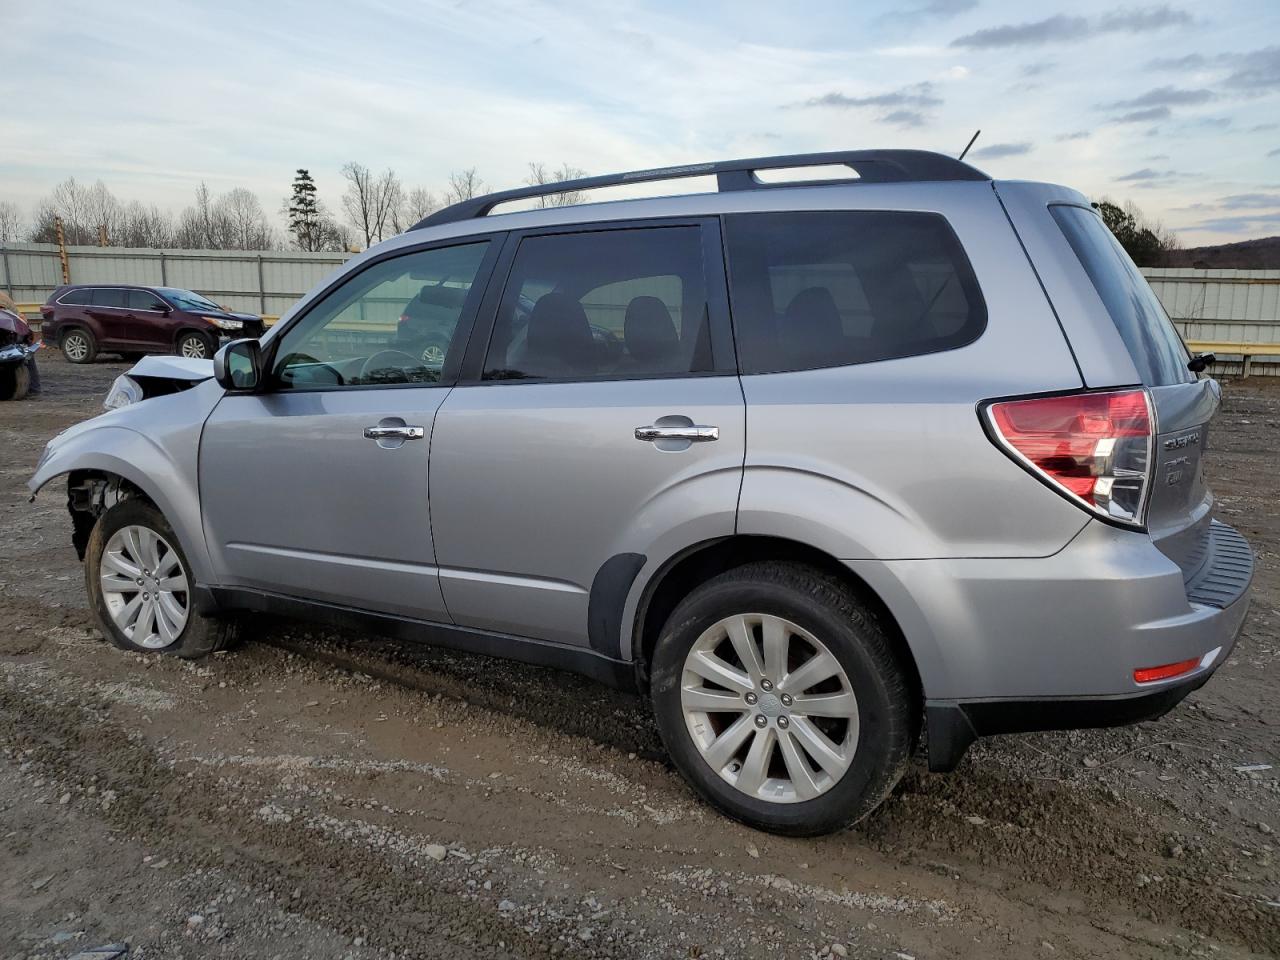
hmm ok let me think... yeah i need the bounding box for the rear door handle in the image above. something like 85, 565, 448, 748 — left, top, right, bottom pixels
634, 424, 719, 443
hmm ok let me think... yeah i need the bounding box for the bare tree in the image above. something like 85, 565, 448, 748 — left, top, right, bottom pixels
220, 188, 276, 249
443, 168, 485, 205
174, 183, 277, 250
29, 178, 121, 245
525, 162, 588, 207
390, 187, 439, 233
116, 201, 175, 248
0, 201, 22, 243
340, 162, 402, 248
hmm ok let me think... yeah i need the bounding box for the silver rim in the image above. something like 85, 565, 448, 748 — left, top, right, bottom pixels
681, 614, 858, 804
64, 333, 89, 361
421, 344, 446, 365
99, 524, 189, 649
180, 337, 208, 358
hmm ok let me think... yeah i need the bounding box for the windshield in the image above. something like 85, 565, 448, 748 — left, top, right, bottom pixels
161, 288, 222, 312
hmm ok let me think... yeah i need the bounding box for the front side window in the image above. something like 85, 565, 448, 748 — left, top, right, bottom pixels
724, 211, 986, 374
128, 290, 167, 311
271, 241, 490, 390
482, 227, 711, 381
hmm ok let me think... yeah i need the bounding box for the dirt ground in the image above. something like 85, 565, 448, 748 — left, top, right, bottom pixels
1, 351, 1277, 960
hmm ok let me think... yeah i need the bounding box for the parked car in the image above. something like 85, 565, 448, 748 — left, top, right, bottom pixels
40, 284, 265, 363
0, 305, 40, 400
28, 151, 1253, 836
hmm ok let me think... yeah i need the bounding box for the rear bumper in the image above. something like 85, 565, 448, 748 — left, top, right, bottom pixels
844, 518, 1253, 770
924, 655, 1226, 772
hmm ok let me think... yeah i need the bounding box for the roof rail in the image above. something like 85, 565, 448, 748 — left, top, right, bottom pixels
411, 149, 989, 229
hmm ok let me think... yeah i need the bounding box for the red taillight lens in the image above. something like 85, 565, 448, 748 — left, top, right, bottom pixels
986, 389, 1153, 526
398, 314, 411, 328
1133, 657, 1200, 684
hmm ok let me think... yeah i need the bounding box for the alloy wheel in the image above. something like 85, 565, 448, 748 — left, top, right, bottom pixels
64, 333, 89, 361
180, 337, 209, 359
680, 613, 859, 803
99, 524, 190, 649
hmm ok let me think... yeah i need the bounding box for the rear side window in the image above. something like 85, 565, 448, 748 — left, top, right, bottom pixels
482, 227, 711, 381
1050, 204, 1191, 386
58, 288, 92, 305
724, 211, 986, 374
94, 289, 128, 308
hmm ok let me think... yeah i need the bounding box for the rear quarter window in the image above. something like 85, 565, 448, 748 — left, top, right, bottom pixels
57, 288, 92, 305
723, 211, 986, 374
1050, 204, 1192, 386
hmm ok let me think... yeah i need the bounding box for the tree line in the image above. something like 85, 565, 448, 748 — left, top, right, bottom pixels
0, 161, 588, 253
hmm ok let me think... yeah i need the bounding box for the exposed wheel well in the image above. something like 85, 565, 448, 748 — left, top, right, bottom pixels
631, 536, 922, 701
66, 470, 155, 560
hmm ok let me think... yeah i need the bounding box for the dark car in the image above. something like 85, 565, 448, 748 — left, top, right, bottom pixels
40, 285, 265, 363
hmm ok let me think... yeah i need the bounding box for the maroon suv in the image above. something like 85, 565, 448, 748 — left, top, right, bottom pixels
40, 285, 265, 363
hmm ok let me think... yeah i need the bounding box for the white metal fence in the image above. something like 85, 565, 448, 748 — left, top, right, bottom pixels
0, 242, 353, 319
3, 243, 1278, 374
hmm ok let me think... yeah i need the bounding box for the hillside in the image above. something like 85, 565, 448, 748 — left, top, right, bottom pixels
1163, 236, 1280, 269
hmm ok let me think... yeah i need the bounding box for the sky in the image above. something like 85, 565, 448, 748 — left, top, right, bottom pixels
1, 0, 1278, 245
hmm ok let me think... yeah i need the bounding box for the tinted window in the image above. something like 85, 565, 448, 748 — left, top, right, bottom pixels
127, 290, 167, 311
483, 227, 710, 381
1051, 204, 1191, 386
724, 212, 986, 374
272, 241, 490, 390
93, 289, 128, 308
58, 288, 91, 305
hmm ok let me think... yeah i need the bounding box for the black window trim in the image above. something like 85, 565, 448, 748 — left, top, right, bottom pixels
454, 215, 737, 387
252, 232, 507, 395
720, 208, 989, 376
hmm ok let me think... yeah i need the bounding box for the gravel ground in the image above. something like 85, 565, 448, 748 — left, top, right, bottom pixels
1, 352, 1277, 959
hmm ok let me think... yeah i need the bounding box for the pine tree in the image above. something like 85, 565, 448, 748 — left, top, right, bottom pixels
287, 169, 322, 251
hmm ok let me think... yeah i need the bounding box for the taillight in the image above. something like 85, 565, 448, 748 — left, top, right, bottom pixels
398, 314, 411, 328
985, 388, 1153, 527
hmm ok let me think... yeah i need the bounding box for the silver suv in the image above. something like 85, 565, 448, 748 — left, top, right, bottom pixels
29, 151, 1253, 835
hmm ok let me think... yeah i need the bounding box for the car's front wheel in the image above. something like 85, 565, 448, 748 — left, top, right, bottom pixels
650, 562, 916, 836
176, 331, 213, 359
85, 499, 240, 658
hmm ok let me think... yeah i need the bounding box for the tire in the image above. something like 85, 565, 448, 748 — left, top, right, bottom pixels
85, 498, 242, 659
61, 327, 97, 364
176, 331, 213, 359
0, 363, 30, 401
649, 562, 916, 836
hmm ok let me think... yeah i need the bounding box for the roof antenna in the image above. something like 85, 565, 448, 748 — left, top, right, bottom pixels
958, 129, 981, 161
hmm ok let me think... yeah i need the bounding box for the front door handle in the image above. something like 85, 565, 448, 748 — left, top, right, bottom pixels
635, 424, 719, 443
364, 425, 425, 441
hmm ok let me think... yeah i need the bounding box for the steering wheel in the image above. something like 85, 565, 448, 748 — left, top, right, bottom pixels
358, 349, 430, 383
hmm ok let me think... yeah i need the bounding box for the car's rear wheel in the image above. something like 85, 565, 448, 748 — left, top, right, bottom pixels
61, 327, 97, 363
650, 562, 916, 836
85, 499, 241, 659
177, 331, 213, 359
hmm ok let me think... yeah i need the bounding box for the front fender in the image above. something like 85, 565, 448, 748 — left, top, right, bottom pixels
29, 377, 223, 580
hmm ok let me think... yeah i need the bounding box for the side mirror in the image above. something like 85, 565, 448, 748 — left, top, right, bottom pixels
213, 338, 262, 391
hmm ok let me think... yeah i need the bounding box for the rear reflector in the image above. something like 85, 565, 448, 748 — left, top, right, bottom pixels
985, 389, 1153, 527
1133, 657, 1201, 684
